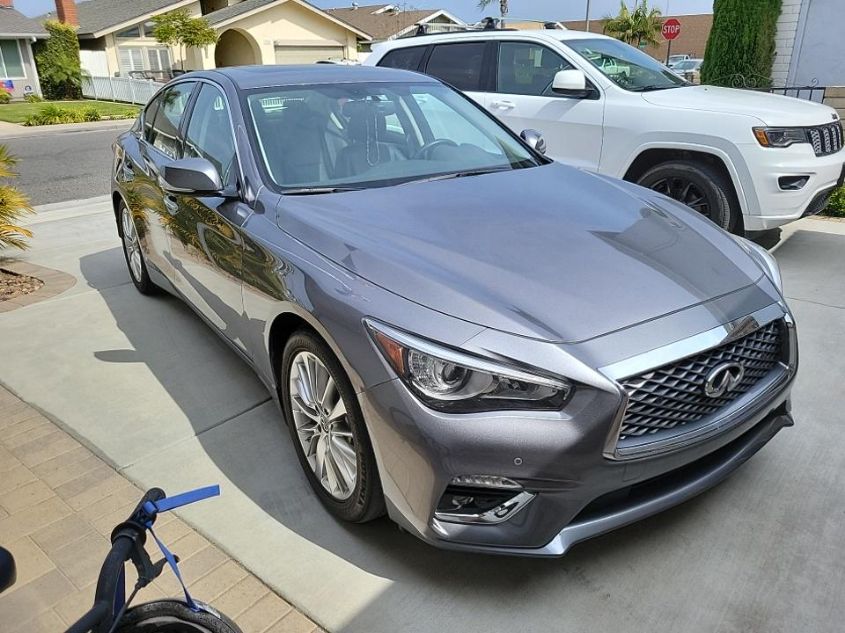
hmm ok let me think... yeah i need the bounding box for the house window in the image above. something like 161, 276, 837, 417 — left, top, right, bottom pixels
119, 47, 171, 76
147, 48, 171, 73
116, 25, 142, 39
119, 47, 145, 74
0, 40, 24, 79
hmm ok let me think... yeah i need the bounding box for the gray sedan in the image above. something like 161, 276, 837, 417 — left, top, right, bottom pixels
111, 65, 797, 556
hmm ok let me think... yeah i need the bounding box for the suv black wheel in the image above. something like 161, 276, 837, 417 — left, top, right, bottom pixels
637, 160, 741, 233
280, 329, 385, 523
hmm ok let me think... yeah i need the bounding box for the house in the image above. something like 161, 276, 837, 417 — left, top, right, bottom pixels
773, 0, 839, 88
562, 13, 713, 63
326, 4, 464, 51
0, 0, 45, 98
42, 0, 371, 79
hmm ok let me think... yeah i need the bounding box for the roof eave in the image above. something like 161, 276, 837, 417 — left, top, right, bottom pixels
212, 0, 372, 40
87, 0, 198, 39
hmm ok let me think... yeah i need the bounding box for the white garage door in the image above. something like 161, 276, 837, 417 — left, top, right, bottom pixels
274, 46, 344, 64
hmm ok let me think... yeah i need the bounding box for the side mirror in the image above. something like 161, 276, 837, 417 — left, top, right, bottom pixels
551, 69, 590, 98
520, 129, 547, 155
161, 158, 223, 195
0, 547, 16, 594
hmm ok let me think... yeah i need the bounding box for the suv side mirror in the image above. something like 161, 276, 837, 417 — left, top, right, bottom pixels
0, 547, 16, 594
161, 158, 223, 195
551, 69, 591, 98
520, 129, 547, 155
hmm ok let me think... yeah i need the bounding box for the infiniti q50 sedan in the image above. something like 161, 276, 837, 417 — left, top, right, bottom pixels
112, 65, 797, 556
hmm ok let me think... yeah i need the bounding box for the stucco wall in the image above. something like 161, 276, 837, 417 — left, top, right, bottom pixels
787, 0, 843, 86
772, 0, 801, 86
1, 38, 42, 99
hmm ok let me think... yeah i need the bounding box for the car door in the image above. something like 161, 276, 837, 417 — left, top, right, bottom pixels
168, 81, 250, 354
421, 40, 493, 109
488, 41, 605, 171
127, 82, 195, 280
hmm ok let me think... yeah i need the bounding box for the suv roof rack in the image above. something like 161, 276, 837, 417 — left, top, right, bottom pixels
406, 17, 565, 38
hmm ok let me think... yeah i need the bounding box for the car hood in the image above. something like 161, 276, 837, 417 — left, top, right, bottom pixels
641, 85, 838, 126
275, 163, 763, 343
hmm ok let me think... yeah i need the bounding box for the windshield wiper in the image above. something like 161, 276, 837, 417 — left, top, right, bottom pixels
402, 167, 511, 185
629, 84, 687, 92
282, 186, 365, 195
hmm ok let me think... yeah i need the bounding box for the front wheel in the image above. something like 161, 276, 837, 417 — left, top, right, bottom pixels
116, 600, 242, 633
280, 330, 385, 523
636, 160, 741, 233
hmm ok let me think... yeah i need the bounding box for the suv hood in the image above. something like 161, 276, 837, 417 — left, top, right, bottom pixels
276, 164, 763, 343
642, 85, 838, 126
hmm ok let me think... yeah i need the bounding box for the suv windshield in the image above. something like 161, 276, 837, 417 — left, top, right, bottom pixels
245, 81, 541, 191
564, 38, 688, 92
673, 60, 701, 71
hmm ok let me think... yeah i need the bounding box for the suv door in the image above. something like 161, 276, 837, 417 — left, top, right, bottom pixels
135, 81, 196, 280
419, 41, 492, 109
490, 41, 604, 170
169, 82, 249, 352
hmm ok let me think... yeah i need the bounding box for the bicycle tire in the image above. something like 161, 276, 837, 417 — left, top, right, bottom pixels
115, 599, 243, 633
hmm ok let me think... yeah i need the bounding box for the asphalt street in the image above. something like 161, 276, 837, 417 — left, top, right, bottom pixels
2, 124, 128, 206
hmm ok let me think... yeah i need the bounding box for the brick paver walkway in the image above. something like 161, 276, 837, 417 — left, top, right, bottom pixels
0, 386, 321, 633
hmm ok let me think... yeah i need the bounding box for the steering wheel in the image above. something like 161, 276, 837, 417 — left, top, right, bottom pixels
413, 138, 459, 160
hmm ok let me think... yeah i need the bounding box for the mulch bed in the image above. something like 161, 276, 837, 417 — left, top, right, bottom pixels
0, 268, 43, 301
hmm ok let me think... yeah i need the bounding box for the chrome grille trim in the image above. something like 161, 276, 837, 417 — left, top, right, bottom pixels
807, 122, 843, 157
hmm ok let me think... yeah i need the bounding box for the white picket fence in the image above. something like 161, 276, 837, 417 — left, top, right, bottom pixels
81, 75, 165, 105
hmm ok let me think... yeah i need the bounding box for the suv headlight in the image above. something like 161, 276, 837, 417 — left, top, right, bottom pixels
736, 237, 783, 292
753, 127, 807, 148
365, 320, 572, 413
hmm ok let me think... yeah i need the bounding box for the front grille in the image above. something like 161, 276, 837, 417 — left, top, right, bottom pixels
616, 320, 784, 449
807, 122, 843, 156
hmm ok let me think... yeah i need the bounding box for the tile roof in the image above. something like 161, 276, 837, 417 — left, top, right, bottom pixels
326, 4, 449, 40
0, 6, 48, 37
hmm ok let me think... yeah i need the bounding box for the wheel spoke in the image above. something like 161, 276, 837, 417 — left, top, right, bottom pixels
296, 362, 315, 406
292, 393, 320, 422
327, 396, 347, 422
320, 376, 336, 410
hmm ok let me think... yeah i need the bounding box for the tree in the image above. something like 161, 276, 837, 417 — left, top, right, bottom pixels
34, 20, 82, 100
151, 10, 218, 71
476, 0, 509, 19
0, 146, 33, 250
701, 0, 782, 88
603, 0, 663, 49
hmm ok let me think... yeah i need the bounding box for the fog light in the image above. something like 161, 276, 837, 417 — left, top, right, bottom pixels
778, 175, 809, 191
449, 475, 522, 489
434, 480, 535, 525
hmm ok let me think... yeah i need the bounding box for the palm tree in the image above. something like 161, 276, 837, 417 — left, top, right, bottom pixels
0, 145, 33, 250
477, 0, 508, 18
604, 0, 663, 49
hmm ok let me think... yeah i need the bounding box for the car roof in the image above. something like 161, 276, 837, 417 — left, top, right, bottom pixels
372, 28, 612, 52
188, 64, 438, 90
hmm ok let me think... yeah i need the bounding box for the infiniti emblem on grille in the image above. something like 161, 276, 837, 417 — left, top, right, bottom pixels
704, 362, 745, 398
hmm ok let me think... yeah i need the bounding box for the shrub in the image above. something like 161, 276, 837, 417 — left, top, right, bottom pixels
34, 20, 82, 100
702, 0, 782, 88
24, 94, 43, 103
0, 91, 10, 104
23, 104, 85, 126
81, 106, 101, 122
0, 145, 33, 250
824, 186, 845, 218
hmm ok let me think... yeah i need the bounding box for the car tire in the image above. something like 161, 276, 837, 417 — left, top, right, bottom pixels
280, 329, 385, 523
636, 160, 741, 233
118, 201, 157, 295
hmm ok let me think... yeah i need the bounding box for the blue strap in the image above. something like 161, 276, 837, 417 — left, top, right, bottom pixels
141, 485, 221, 613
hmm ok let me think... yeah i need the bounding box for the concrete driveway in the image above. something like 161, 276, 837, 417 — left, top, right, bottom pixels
2, 200, 844, 633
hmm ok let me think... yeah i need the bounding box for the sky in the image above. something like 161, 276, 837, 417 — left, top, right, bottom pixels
20, 0, 713, 22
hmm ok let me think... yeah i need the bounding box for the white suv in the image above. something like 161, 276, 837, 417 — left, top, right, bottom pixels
366, 29, 844, 233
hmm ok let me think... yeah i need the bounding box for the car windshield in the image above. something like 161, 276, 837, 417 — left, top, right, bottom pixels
245, 81, 541, 191
564, 38, 688, 92
674, 60, 700, 71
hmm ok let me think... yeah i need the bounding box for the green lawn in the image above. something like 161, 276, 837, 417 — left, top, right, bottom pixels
0, 100, 139, 124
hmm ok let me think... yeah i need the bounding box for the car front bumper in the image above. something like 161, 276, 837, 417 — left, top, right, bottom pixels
357, 305, 797, 557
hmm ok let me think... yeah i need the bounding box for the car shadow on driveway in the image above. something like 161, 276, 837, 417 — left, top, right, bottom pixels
77, 245, 775, 632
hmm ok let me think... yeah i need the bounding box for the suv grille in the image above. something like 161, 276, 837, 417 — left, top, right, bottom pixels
617, 320, 784, 447
807, 122, 843, 156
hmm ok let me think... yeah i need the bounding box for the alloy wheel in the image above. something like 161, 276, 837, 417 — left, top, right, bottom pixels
650, 176, 711, 217
121, 206, 143, 283
288, 351, 358, 500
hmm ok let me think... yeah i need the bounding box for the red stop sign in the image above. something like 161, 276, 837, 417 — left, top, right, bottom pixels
662, 18, 681, 40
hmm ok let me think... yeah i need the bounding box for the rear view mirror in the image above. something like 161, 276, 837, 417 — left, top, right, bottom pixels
551, 69, 590, 98
161, 158, 223, 195
0, 546, 16, 594
520, 129, 547, 155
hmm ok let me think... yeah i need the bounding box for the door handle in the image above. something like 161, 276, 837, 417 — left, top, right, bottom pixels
164, 194, 179, 215
490, 100, 515, 110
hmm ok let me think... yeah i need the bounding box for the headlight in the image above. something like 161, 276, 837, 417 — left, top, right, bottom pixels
365, 320, 572, 413
736, 237, 783, 292
753, 127, 807, 148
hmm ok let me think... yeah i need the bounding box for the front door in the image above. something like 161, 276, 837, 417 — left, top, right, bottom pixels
488, 41, 605, 171
168, 82, 250, 354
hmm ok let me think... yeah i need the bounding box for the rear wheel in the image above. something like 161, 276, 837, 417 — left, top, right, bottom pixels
636, 160, 741, 233
119, 201, 157, 295
117, 600, 241, 633
280, 330, 385, 523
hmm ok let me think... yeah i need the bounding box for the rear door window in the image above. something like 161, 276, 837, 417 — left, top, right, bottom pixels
425, 42, 486, 91
378, 46, 427, 71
